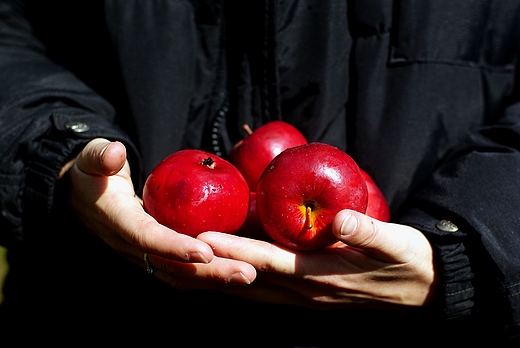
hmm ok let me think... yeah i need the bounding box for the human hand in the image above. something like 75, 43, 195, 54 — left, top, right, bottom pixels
62, 138, 256, 288
198, 210, 437, 309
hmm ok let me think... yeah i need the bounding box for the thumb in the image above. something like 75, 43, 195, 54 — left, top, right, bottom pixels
332, 209, 408, 263
75, 138, 127, 176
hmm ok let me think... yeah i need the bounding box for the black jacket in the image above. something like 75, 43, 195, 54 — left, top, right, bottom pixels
1, 0, 520, 344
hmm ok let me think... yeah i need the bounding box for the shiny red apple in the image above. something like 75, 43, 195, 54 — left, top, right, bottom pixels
229, 121, 307, 191
256, 142, 368, 250
142, 149, 250, 237
360, 169, 391, 222
236, 191, 272, 241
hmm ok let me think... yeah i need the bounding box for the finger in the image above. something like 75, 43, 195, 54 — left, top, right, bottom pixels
198, 232, 297, 274
118, 250, 214, 289
75, 138, 127, 176
148, 253, 256, 288
115, 205, 216, 264
332, 209, 414, 263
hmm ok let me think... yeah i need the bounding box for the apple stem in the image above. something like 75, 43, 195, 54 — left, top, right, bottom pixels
201, 157, 216, 169
242, 124, 253, 136
305, 206, 313, 229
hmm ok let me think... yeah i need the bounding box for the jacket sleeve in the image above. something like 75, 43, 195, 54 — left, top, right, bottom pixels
399, 99, 520, 338
0, 1, 139, 247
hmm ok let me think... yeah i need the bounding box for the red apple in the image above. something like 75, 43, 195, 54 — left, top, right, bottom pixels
256, 142, 368, 250
142, 149, 250, 237
229, 121, 307, 191
360, 169, 391, 222
236, 191, 272, 241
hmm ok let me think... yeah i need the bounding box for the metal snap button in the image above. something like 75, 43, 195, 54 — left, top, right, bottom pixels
66, 122, 90, 133
435, 220, 459, 232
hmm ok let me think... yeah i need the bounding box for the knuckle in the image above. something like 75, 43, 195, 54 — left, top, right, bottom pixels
355, 219, 380, 248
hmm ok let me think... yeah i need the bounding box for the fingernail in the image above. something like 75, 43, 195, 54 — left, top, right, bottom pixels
99, 142, 112, 166
188, 251, 209, 264
339, 213, 358, 237
228, 272, 251, 285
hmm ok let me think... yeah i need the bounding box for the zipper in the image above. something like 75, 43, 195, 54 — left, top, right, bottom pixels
209, 94, 229, 157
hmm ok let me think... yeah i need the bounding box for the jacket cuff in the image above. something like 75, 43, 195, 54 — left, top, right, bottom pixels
22, 112, 141, 232
399, 207, 474, 320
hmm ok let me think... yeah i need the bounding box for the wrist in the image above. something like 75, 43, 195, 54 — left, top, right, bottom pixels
399, 207, 474, 319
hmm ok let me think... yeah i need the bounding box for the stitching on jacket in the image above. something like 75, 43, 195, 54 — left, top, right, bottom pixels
502, 280, 520, 297
446, 287, 474, 297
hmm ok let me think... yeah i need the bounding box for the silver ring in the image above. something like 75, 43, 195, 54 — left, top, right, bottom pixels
143, 252, 156, 275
